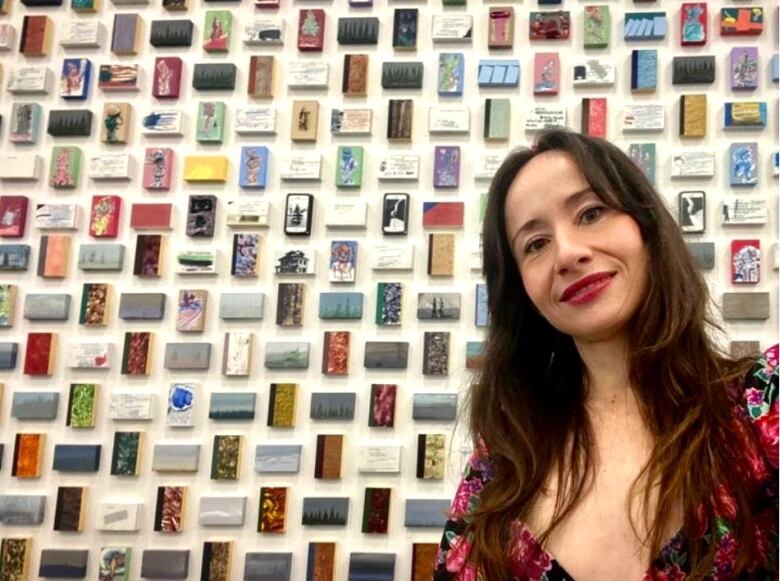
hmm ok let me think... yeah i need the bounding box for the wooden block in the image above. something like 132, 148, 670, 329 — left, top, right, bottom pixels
685, 241, 715, 270
427, 233, 454, 277
730, 340, 761, 359
12, 433, 44, 477
488, 7, 514, 48
192, 63, 236, 91
678, 191, 705, 233
533, 52, 559, 95
201, 542, 232, 581
387, 99, 413, 141
381, 62, 423, 89
720, 7, 763, 36
322, 331, 349, 375
530, 10, 571, 40
679, 94, 706, 138
416, 433, 445, 478
101, 103, 132, 144
153, 486, 187, 532
583, 5, 610, 48
203, 10, 232, 52
152, 57, 183, 99
20, 15, 53, 56
432, 147, 461, 189
306, 543, 335, 580
680, 2, 707, 45
314, 434, 343, 479
722, 292, 770, 320
196, 102, 226, 143
730, 47, 759, 90
248, 55, 274, 98
298, 8, 325, 51
672, 56, 715, 85
412, 543, 438, 581
423, 331, 450, 375
731, 240, 760, 284
121, 332, 153, 375
183, 156, 228, 182
0, 539, 31, 580
361, 488, 391, 533
37, 235, 70, 278
258, 487, 287, 532
581, 97, 607, 138
291, 101, 319, 142
211, 435, 242, 480
724, 102, 767, 129
342, 54, 368, 96
149, 19, 193, 47
631, 49, 657, 93
111, 13, 141, 55
392, 8, 418, 49
0, 196, 28, 238
337, 16, 379, 45
267, 383, 296, 426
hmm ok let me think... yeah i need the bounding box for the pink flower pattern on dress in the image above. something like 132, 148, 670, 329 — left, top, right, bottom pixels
434, 346, 778, 581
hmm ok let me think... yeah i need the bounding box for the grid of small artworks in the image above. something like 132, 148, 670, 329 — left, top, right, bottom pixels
0, 0, 776, 579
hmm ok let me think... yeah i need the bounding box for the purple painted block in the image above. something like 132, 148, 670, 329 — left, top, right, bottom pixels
730, 46, 759, 90
433, 146, 460, 189
112, 14, 140, 55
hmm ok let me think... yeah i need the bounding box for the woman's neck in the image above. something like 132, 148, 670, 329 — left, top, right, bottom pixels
574, 334, 636, 413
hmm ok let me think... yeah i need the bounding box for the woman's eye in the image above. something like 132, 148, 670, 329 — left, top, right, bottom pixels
524, 238, 547, 254
580, 206, 606, 224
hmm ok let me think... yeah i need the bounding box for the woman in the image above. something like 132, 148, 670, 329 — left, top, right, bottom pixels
435, 130, 777, 580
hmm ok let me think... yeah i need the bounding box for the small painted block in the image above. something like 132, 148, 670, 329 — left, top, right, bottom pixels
730, 47, 758, 90
533, 53, 559, 95
9, 103, 42, 144
724, 102, 767, 129
680, 3, 707, 46
624, 11, 667, 41
729, 142, 758, 186
60, 58, 91, 100
239, 146, 269, 189
529, 10, 570, 41
631, 49, 657, 92
152, 57, 183, 99
720, 7, 763, 36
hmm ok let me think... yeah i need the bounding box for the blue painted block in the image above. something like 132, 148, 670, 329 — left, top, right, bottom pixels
624, 12, 667, 41
477, 60, 520, 87
724, 102, 767, 128
631, 49, 657, 92
729, 142, 758, 186
238, 146, 269, 189
772, 54, 779, 83
437, 53, 465, 96
53, 444, 101, 472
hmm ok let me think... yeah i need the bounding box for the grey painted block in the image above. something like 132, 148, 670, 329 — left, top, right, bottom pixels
219, 293, 265, 320
0, 343, 18, 369
412, 393, 458, 421
38, 549, 89, 578
151, 444, 200, 472
254, 444, 302, 473
685, 242, 715, 270
23, 293, 71, 321
244, 552, 292, 581
0, 494, 46, 524
52, 444, 101, 472
118, 293, 166, 320
11, 391, 59, 420
141, 550, 189, 579
722, 292, 770, 320
404, 499, 451, 527
730, 340, 762, 359
198, 496, 246, 526
164, 343, 211, 370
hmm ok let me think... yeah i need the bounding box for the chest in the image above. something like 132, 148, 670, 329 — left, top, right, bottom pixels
523, 417, 673, 581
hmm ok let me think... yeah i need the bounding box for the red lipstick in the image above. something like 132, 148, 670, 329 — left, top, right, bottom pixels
560, 272, 616, 304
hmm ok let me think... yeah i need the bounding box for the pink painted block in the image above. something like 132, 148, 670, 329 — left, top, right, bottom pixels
533, 52, 560, 95
143, 148, 174, 190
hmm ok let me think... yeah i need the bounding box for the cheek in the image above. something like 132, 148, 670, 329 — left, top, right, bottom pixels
519, 262, 549, 312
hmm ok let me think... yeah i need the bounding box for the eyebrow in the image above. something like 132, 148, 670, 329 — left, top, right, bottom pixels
509, 187, 595, 248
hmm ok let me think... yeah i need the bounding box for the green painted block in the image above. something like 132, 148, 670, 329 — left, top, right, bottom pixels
49, 146, 82, 189
584, 5, 611, 49
335, 146, 364, 188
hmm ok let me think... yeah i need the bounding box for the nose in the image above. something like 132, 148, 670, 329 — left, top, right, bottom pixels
554, 227, 593, 275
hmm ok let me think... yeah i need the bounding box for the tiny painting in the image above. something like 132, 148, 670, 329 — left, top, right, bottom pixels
437, 53, 465, 96
284, 194, 313, 236
678, 191, 706, 234
98, 64, 139, 92
720, 7, 763, 36
319, 292, 363, 320
152, 57, 183, 99
336, 146, 364, 188
583, 5, 610, 49
99, 547, 130, 581
322, 331, 350, 375
143, 148, 174, 191
196, 102, 226, 143
268, 383, 297, 426
239, 146, 269, 189
681, 3, 707, 46
488, 7, 514, 48
730, 47, 759, 90
376, 282, 403, 326
393, 9, 418, 49
329, 240, 357, 283
298, 9, 325, 51
9, 103, 42, 144
433, 146, 461, 189
177, 289, 207, 332
101, 103, 131, 144
258, 487, 287, 533
49, 147, 81, 189
231, 234, 260, 277
533, 53, 560, 95
369, 384, 396, 427
60, 58, 91, 100
382, 193, 409, 235
187, 195, 217, 238
627, 143, 656, 185
203, 11, 232, 52
529, 10, 570, 40
731, 240, 760, 284
729, 143, 758, 186
276, 283, 305, 327
167, 383, 195, 427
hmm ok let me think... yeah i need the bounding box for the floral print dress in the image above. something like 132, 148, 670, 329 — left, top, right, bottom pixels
435, 346, 779, 581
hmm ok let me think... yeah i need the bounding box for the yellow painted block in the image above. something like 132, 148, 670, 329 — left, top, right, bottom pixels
183, 156, 229, 182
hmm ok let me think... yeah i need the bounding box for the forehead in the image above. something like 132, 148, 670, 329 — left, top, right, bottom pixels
505, 150, 591, 212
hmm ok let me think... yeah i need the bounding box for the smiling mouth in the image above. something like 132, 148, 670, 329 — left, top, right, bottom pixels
560, 272, 617, 303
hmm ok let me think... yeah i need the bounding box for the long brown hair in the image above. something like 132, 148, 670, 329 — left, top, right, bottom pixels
467, 129, 762, 578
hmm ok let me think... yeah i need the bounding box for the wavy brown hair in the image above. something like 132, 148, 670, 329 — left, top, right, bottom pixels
466, 129, 763, 579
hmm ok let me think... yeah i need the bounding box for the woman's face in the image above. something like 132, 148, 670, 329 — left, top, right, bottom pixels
503, 150, 649, 343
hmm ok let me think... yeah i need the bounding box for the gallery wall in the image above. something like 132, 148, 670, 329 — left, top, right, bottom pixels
0, 0, 777, 579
